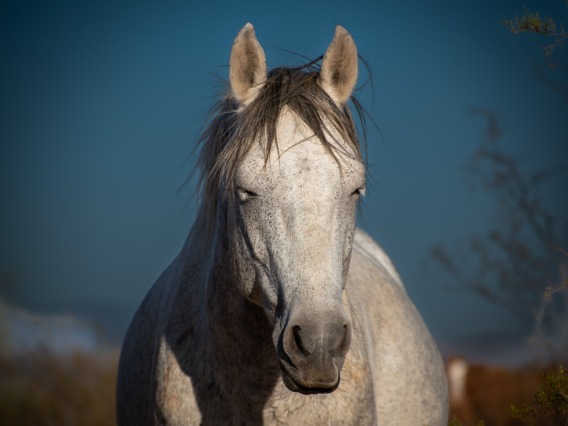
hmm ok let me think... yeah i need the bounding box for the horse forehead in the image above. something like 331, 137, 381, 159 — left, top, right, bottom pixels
275, 138, 337, 180
241, 111, 363, 183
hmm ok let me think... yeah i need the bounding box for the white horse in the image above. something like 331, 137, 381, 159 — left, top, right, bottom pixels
117, 23, 448, 425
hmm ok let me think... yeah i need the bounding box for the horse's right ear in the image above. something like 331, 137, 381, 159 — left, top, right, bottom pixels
229, 23, 267, 106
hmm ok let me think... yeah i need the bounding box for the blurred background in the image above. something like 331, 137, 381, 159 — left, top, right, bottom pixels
1, 0, 567, 424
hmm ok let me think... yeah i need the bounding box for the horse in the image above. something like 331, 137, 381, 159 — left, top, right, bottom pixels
116, 23, 448, 425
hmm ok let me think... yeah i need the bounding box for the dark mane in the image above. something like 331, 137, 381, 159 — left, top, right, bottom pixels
195, 61, 367, 231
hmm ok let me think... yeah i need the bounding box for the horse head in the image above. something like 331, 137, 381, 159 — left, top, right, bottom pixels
221, 23, 364, 394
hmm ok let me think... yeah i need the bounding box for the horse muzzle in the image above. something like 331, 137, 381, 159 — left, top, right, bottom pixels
278, 310, 352, 394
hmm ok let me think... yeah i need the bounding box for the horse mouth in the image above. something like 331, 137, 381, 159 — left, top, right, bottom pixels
279, 362, 340, 395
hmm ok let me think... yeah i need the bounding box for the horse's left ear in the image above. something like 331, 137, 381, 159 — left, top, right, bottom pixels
319, 26, 358, 105
230, 23, 267, 106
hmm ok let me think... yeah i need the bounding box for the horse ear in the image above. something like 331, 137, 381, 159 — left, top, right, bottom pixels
319, 26, 358, 105
229, 23, 267, 106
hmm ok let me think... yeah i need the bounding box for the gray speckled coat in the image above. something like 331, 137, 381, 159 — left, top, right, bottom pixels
116, 23, 448, 426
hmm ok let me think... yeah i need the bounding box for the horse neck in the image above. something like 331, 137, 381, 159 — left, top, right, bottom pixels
185, 201, 277, 370
165, 203, 280, 419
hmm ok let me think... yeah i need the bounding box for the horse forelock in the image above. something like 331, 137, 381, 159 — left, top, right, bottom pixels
193, 61, 367, 237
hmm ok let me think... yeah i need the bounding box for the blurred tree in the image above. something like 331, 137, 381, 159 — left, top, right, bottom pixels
504, 1, 568, 101
511, 365, 568, 425
432, 2, 568, 358
503, 4, 567, 65
431, 109, 568, 355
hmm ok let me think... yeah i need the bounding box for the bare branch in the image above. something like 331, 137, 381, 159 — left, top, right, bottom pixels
431, 110, 568, 351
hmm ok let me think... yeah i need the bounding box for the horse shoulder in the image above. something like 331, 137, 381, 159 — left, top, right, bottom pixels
153, 335, 202, 425
153, 255, 210, 425
118, 256, 203, 425
347, 228, 449, 425
351, 228, 404, 289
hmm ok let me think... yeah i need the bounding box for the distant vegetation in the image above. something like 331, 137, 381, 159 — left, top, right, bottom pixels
0, 348, 118, 426
503, 2, 567, 67
511, 365, 568, 425
448, 362, 567, 425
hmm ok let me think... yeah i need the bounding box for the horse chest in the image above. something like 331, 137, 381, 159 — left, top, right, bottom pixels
263, 382, 376, 425
263, 359, 376, 426
157, 342, 376, 425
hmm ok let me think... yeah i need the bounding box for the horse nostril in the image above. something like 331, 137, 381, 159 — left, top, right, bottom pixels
293, 325, 311, 356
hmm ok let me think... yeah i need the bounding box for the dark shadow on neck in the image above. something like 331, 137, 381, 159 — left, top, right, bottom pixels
164, 206, 280, 424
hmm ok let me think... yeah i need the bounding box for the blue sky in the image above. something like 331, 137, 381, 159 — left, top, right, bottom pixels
1, 0, 567, 350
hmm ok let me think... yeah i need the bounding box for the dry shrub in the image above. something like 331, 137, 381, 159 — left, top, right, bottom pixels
450, 363, 567, 426
0, 348, 118, 426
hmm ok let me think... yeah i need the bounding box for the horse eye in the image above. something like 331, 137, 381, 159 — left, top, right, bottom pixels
352, 187, 366, 198
236, 187, 258, 202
